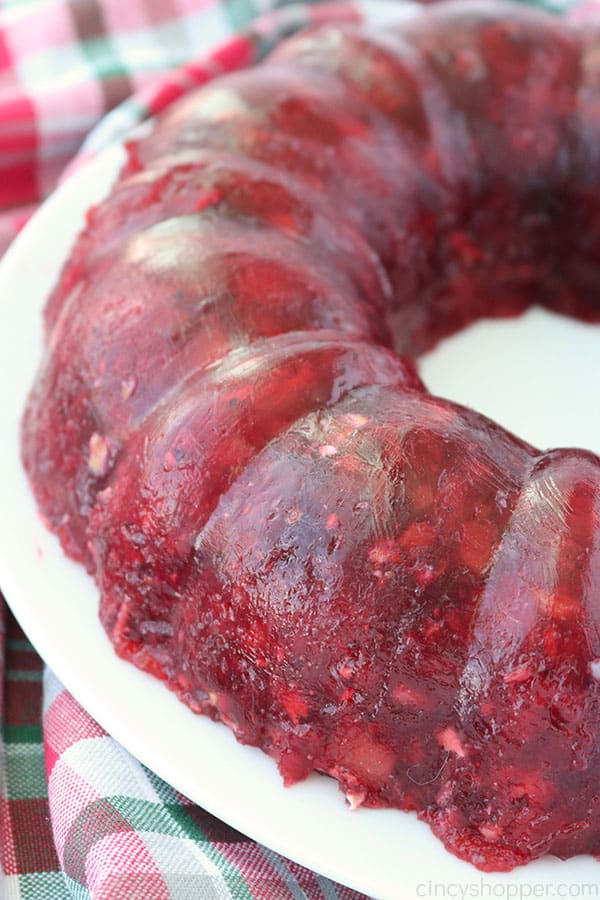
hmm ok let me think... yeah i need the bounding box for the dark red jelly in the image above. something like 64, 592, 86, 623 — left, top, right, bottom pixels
21, 0, 600, 871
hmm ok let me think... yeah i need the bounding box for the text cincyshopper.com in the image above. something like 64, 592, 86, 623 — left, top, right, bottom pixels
414, 881, 599, 899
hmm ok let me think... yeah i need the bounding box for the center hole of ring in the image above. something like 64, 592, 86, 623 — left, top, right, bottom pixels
419, 307, 600, 455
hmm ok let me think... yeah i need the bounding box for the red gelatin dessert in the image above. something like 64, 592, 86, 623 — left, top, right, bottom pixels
22, 0, 600, 872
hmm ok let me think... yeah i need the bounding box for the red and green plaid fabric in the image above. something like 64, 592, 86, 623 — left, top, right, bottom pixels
1, 0, 598, 897
2, 605, 369, 899
0, 0, 381, 257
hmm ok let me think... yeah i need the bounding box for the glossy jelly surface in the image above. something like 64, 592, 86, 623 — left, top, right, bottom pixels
22, 0, 600, 871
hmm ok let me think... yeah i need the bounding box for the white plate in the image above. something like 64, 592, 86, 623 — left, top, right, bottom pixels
1, 141, 600, 900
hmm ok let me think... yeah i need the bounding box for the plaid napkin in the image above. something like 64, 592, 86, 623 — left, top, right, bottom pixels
3, 607, 371, 900
0, 0, 597, 897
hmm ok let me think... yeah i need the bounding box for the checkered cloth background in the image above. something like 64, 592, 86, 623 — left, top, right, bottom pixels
0, 0, 596, 897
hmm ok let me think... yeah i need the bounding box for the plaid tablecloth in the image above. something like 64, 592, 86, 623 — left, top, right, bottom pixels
3, 607, 372, 899
0, 0, 596, 897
